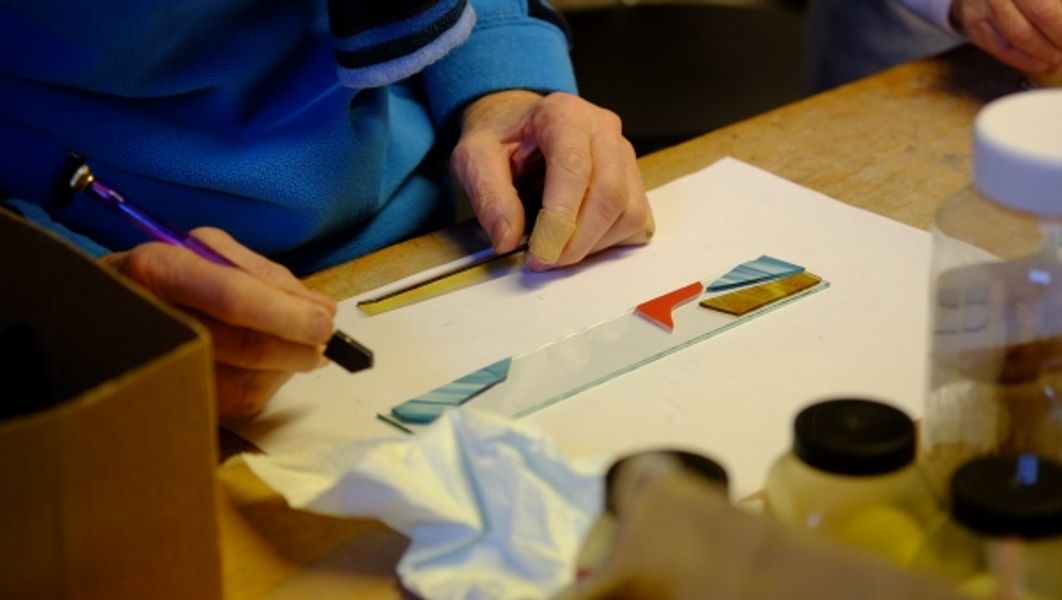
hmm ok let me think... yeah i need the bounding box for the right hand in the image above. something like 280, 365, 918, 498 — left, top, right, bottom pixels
951, 0, 1062, 75
99, 227, 336, 419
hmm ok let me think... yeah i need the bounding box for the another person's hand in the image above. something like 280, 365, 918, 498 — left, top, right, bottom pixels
951, 0, 1062, 75
452, 90, 654, 271
98, 227, 336, 419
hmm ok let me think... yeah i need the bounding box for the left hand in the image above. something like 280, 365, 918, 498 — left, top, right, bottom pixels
950, 0, 1062, 75
451, 90, 654, 271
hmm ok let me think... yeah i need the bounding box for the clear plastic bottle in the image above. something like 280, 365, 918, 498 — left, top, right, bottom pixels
913, 453, 1062, 599
764, 398, 941, 568
922, 89, 1062, 498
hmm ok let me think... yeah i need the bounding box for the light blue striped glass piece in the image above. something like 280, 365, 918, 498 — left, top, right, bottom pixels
705, 255, 804, 292
391, 357, 512, 424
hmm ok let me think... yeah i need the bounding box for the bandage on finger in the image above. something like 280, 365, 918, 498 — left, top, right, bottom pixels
528, 209, 576, 264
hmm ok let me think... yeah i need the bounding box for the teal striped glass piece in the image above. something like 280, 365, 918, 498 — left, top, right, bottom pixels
705, 255, 803, 292
390, 357, 512, 424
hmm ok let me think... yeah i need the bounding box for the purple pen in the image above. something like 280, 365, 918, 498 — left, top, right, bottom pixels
69, 165, 236, 267
65, 159, 373, 374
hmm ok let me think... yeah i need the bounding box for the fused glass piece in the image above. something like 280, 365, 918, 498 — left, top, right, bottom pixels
706, 255, 804, 292
391, 358, 512, 424
382, 270, 830, 434
635, 281, 703, 331
701, 272, 822, 316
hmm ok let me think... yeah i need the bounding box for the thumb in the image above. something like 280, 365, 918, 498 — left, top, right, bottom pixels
451, 134, 528, 253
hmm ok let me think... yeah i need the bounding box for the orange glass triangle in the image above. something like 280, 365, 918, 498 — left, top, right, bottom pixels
635, 281, 703, 331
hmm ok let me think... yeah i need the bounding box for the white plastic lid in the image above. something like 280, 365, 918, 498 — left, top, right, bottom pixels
974, 89, 1062, 216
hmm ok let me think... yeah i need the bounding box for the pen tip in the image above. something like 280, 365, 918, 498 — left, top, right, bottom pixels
325, 330, 374, 373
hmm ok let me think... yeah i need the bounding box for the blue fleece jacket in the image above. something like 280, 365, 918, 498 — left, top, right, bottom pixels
0, 0, 576, 274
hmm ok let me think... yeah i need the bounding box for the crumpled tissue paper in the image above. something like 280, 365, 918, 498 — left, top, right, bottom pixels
244, 409, 603, 600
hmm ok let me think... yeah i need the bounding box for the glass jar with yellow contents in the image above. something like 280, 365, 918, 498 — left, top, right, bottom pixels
764, 398, 941, 568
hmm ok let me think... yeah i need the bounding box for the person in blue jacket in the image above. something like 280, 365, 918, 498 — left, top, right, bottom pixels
0, 0, 653, 418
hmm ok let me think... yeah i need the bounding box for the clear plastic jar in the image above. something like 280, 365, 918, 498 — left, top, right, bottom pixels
913, 453, 1062, 599
922, 89, 1062, 498
764, 398, 941, 567
574, 449, 728, 580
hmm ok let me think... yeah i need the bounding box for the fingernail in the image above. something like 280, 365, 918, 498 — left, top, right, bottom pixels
312, 310, 333, 343
491, 218, 511, 249
317, 353, 331, 369
526, 255, 550, 272
315, 294, 338, 315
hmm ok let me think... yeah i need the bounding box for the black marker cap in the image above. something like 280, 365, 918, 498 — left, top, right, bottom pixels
793, 398, 915, 476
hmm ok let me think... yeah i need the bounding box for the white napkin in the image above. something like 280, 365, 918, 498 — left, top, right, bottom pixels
244, 409, 603, 600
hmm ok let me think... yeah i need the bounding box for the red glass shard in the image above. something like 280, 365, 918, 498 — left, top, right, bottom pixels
635, 281, 703, 331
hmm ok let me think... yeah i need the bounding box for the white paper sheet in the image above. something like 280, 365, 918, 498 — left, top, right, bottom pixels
231, 157, 931, 499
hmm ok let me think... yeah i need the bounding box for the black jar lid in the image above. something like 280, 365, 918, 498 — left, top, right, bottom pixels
793, 398, 916, 476
604, 449, 729, 515
951, 453, 1062, 539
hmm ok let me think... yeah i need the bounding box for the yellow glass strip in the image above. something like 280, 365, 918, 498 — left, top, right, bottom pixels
357, 251, 525, 315
700, 272, 822, 316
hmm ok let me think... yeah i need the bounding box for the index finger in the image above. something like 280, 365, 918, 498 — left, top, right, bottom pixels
120, 243, 333, 346
969, 18, 1057, 73
532, 95, 594, 234
988, 0, 1062, 67
190, 227, 337, 315
1015, 0, 1062, 52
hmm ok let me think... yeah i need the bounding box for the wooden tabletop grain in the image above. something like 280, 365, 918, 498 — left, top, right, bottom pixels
217, 46, 1034, 599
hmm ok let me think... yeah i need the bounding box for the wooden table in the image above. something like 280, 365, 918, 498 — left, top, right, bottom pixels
216, 46, 1032, 599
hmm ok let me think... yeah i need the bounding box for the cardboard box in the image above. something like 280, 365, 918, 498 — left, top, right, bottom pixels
0, 209, 221, 599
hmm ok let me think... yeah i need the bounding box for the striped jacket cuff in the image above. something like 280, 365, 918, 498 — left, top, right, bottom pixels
330, 0, 476, 89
